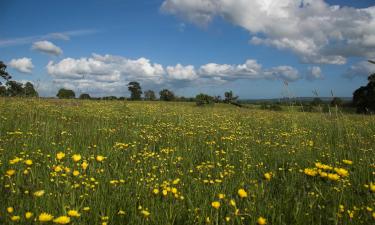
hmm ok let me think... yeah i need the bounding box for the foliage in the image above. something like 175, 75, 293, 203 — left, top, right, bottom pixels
353, 73, 375, 113
224, 90, 238, 103
0, 61, 12, 85
159, 89, 175, 101
311, 97, 323, 106
5, 81, 24, 97
56, 88, 75, 99
128, 81, 142, 100
79, 93, 91, 99
144, 90, 156, 101
195, 93, 214, 106
24, 82, 38, 97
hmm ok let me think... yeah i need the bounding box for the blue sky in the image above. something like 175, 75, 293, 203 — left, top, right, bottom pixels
1, 0, 375, 98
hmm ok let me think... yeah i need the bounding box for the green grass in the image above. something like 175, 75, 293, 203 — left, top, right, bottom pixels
0, 98, 374, 225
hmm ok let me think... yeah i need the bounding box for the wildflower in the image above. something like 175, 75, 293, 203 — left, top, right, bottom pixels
342, 160, 353, 165
25, 212, 33, 219
264, 172, 272, 181
67, 210, 80, 217
238, 188, 248, 198
171, 187, 178, 194
334, 168, 349, 177
7, 207, 14, 213
54, 166, 63, 172
369, 183, 375, 193
72, 170, 80, 176
53, 216, 71, 224
172, 178, 180, 184
34, 190, 45, 197
6, 169, 16, 176
257, 216, 267, 225
304, 168, 318, 177
96, 155, 105, 162
211, 201, 220, 209
118, 210, 126, 215
81, 161, 88, 170
56, 152, 65, 160
24, 159, 33, 165
141, 210, 150, 217
162, 189, 168, 196
39, 212, 54, 222
153, 188, 159, 194
71, 154, 81, 162
230, 199, 236, 207
83, 207, 90, 211
218, 193, 225, 199
11, 215, 21, 221
327, 173, 340, 181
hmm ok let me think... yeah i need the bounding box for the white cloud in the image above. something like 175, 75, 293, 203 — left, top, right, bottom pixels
8, 58, 34, 73
166, 64, 198, 80
162, 0, 375, 64
344, 61, 375, 79
307, 66, 324, 80
32, 41, 63, 56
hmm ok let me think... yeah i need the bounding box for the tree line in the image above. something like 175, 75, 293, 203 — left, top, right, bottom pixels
1, 60, 375, 113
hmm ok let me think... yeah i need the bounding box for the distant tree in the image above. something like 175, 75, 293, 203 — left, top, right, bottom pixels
311, 97, 323, 106
159, 89, 175, 101
0, 85, 6, 96
102, 96, 118, 100
79, 93, 91, 99
213, 95, 222, 103
195, 93, 214, 106
144, 90, 156, 101
57, 88, 75, 99
353, 75, 375, 113
0, 61, 12, 85
24, 82, 38, 97
330, 97, 343, 107
128, 81, 142, 100
224, 91, 238, 103
6, 81, 24, 97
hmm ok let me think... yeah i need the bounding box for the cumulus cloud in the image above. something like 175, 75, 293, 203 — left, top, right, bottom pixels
32, 41, 63, 56
9, 58, 34, 73
307, 66, 324, 80
45, 54, 301, 96
161, 0, 375, 64
343, 61, 375, 79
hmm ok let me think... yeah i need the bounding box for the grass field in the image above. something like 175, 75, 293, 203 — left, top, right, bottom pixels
0, 98, 374, 225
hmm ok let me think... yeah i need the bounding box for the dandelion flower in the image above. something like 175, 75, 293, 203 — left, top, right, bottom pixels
81, 161, 88, 170
238, 188, 248, 198
71, 154, 81, 162
25, 212, 33, 219
152, 188, 159, 194
257, 216, 267, 225
342, 160, 353, 165
34, 190, 45, 197
11, 215, 21, 221
218, 193, 225, 199
24, 159, 33, 166
7, 207, 14, 213
6, 169, 16, 176
264, 172, 272, 181
327, 173, 340, 181
67, 210, 80, 217
96, 155, 105, 162
39, 212, 54, 222
211, 201, 220, 209
72, 170, 80, 176
56, 152, 65, 160
53, 216, 70, 224
141, 210, 150, 217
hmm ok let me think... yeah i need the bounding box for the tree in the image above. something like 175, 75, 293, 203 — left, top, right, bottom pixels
128, 81, 142, 100
0, 85, 6, 96
353, 71, 375, 113
0, 61, 12, 85
79, 93, 91, 99
144, 90, 156, 101
195, 93, 214, 106
159, 89, 175, 101
330, 97, 343, 107
57, 88, 75, 99
24, 82, 38, 97
6, 81, 24, 97
224, 91, 238, 103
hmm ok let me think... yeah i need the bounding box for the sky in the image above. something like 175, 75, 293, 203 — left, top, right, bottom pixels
1, 0, 375, 99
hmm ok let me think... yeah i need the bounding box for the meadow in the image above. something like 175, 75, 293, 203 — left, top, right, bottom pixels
0, 98, 374, 225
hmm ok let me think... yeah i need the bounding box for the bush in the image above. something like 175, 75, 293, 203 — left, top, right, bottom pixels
195, 93, 214, 106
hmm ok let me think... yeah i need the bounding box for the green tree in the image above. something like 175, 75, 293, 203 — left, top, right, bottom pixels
6, 81, 24, 97
0, 86, 6, 96
128, 81, 142, 100
144, 90, 156, 101
195, 93, 214, 106
353, 74, 375, 113
0, 61, 12, 85
79, 93, 91, 99
159, 89, 175, 101
224, 91, 238, 103
24, 82, 38, 97
57, 88, 76, 99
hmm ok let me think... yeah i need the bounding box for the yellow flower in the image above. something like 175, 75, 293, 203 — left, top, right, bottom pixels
81, 161, 88, 170
172, 178, 180, 185
11, 215, 21, 221
54, 166, 63, 172
257, 216, 267, 225
118, 210, 126, 215
96, 155, 105, 162
334, 168, 349, 177
83, 207, 90, 211
342, 160, 353, 165
370, 183, 375, 193
72, 170, 80, 176
24, 159, 33, 166
6, 169, 16, 176
238, 188, 248, 198
53, 216, 70, 224
56, 152, 65, 160
152, 188, 159, 194
25, 212, 33, 219
162, 189, 168, 196
71, 154, 81, 162
39, 212, 54, 222
67, 210, 80, 217
211, 201, 220, 209
230, 199, 236, 207
7, 207, 14, 213
327, 173, 340, 181
218, 193, 225, 199
141, 210, 150, 217
34, 190, 45, 197
264, 172, 272, 181
171, 187, 178, 194
304, 168, 318, 177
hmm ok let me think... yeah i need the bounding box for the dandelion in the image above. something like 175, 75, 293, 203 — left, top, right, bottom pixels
153, 188, 159, 194
118, 210, 126, 215
218, 193, 225, 199
230, 199, 236, 207
53, 216, 71, 224
67, 210, 80, 217
25, 212, 33, 219
264, 172, 272, 181
6, 169, 16, 176
141, 210, 150, 217
304, 168, 318, 177
327, 173, 340, 181
72, 170, 80, 176
56, 152, 65, 160
162, 189, 168, 196
238, 188, 248, 198
211, 201, 220, 209
370, 183, 375, 193
96, 155, 105, 162
334, 168, 349, 177
11, 215, 21, 221
257, 216, 267, 225
81, 161, 88, 170
7, 207, 14, 213
342, 160, 353, 165
39, 212, 54, 222
71, 154, 81, 162
24, 159, 33, 165
34, 190, 45, 197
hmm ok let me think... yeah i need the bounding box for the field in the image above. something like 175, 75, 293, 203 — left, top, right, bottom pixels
0, 98, 374, 225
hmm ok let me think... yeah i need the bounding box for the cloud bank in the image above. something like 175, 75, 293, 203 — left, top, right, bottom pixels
161, 0, 375, 65
9, 58, 34, 73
